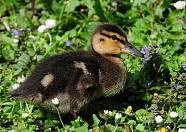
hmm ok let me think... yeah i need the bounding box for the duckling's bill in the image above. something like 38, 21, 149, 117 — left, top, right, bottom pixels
121, 42, 143, 57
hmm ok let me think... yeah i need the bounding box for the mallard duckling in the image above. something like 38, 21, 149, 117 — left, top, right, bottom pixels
10, 24, 143, 117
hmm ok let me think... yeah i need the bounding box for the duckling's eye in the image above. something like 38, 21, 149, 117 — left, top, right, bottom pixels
111, 35, 117, 40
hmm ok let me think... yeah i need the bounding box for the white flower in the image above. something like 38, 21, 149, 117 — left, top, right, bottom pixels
111, 2, 117, 7
104, 110, 113, 115
38, 25, 46, 33
104, 110, 109, 114
12, 83, 20, 90
29, 35, 36, 40
173, 1, 186, 10
115, 113, 122, 120
13, 39, 19, 43
22, 113, 29, 118
45, 19, 56, 29
17, 75, 26, 83
170, 111, 178, 118
178, 128, 186, 132
51, 97, 59, 105
108, 111, 112, 115
155, 115, 163, 123
8, 130, 16, 132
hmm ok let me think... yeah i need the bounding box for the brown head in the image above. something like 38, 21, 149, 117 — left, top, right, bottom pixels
91, 24, 143, 57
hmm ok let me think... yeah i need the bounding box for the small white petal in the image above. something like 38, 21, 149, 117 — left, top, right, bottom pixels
108, 111, 112, 115
38, 25, 46, 33
22, 113, 29, 118
104, 110, 109, 114
45, 19, 56, 29
51, 97, 59, 105
173, 1, 186, 10
17, 75, 26, 83
155, 115, 163, 123
29, 35, 36, 40
13, 39, 19, 43
8, 130, 16, 132
178, 128, 186, 132
115, 113, 122, 120
12, 83, 20, 90
111, 2, 117, 7
169, 111, 178, 118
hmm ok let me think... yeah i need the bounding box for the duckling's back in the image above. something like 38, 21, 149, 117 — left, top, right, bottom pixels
10, 51, 126, 114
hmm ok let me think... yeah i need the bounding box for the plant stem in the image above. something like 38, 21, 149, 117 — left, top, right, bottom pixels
172, 122, 177, 132
55, 107, 64, 128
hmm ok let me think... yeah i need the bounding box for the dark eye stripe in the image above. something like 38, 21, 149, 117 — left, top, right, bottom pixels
120, 40, 125, 44
100, 32, 111, 39
100, 32, 126, 44
100, 38, 104, 41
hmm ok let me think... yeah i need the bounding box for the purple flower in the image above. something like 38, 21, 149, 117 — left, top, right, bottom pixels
140, 45, 148, 54
183, 62, 186, 68
65, 41, 72, 46
141, 60, 147, 65
144, 54, 150, 59
166, 125, 171, 130
45, 19, 56, 29
174, 83, 180, 90
147, 82, 151, 86
153, 53, 159, 58
12, 29, 19, 36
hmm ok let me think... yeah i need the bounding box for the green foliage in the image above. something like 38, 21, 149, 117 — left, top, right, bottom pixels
0, 0, 186, 131
135, 109, 153, 123
92, 114, 100, 127
136, 124, 145, 132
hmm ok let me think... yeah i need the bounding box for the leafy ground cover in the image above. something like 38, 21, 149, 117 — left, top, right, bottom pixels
0, 0, 186, 131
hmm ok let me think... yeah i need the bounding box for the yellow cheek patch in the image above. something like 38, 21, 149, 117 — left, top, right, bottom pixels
102, 30, 126, 42
103, 40, 122, 54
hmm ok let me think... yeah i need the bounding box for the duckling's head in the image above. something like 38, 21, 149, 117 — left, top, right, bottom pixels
91, 24, 143, 57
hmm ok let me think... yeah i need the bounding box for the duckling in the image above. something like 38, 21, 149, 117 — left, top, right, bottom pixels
10, 24, 143, 117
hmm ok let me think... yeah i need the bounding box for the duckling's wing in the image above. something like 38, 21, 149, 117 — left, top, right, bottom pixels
73, 61, 98, 90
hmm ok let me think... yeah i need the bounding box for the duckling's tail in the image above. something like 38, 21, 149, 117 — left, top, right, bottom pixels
9, 88, 25, 99
9, 89, 27, 99
9, 84, 37, 99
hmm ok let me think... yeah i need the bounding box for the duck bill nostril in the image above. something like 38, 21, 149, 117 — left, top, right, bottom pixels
121, 43, 144, 58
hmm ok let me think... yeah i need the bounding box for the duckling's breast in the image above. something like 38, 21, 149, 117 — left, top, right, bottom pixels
97, 56, 127, 97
